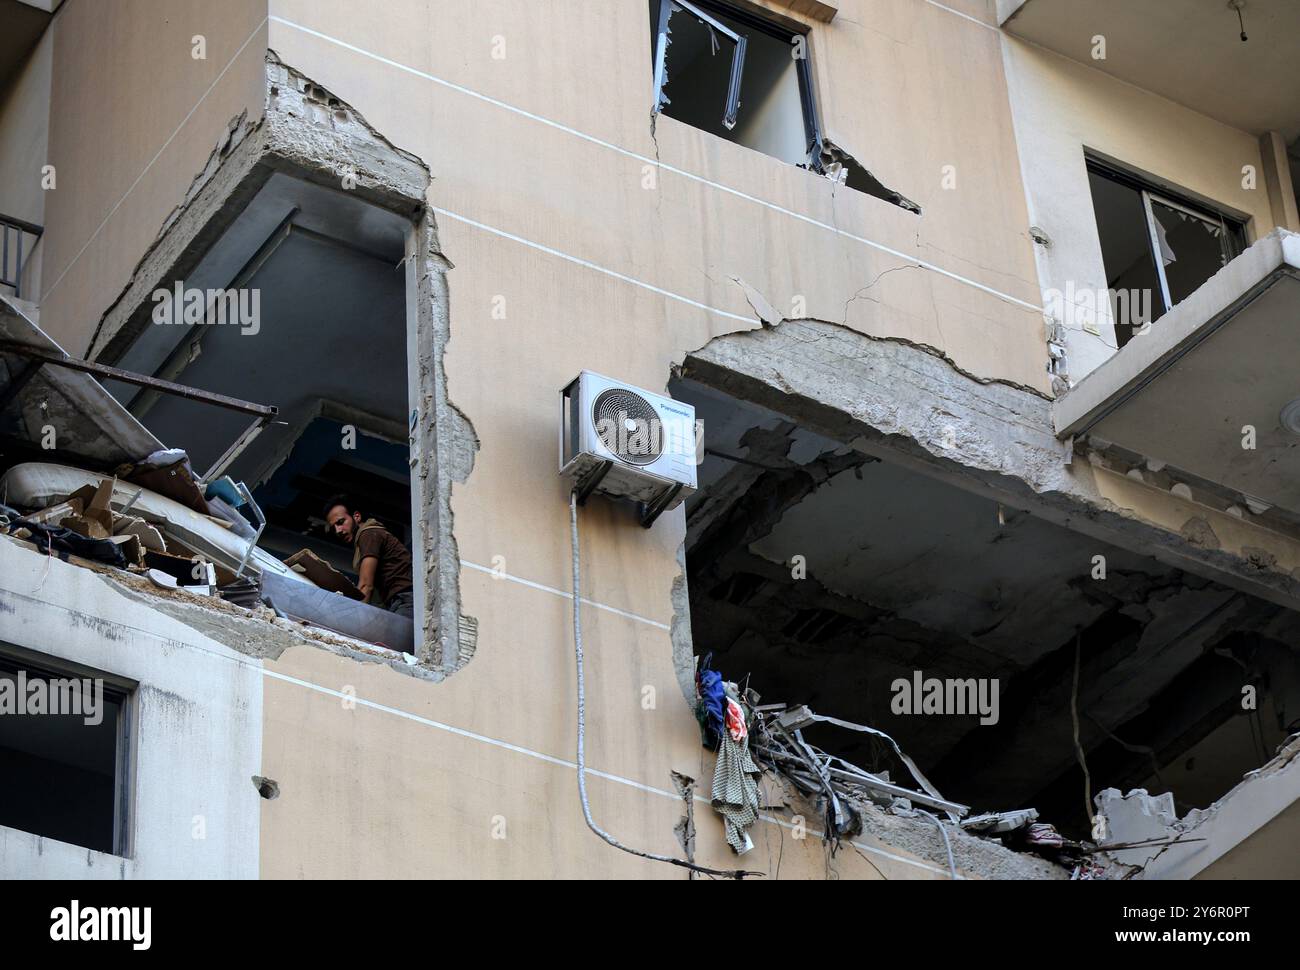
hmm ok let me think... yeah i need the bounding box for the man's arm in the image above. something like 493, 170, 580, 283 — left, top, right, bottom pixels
357, 556, 380, 603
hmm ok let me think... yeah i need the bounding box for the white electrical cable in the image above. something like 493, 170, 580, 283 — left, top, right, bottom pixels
917, 808, 958, 880
569, 492, 756, 879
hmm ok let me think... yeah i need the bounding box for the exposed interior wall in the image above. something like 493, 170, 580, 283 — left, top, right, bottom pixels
37, 0, 268, 354
672, 321, 1300, 848
60, 50, 443, 665
1001, 36, 1282, 384
0, 539, 262, 878
1195, 800, 1300, 880
0, 23, 52, 300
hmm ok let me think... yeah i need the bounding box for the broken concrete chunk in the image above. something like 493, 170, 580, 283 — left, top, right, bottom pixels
815, 137, 921, 213
962, 808, 1039, 834
1093, 787, 1179, 869
112, 515, 168, 553
283, 549, 364, 600
107, 533, 145, 567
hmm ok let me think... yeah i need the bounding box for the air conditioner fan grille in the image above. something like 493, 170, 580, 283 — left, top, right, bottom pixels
592, 388, 663, 466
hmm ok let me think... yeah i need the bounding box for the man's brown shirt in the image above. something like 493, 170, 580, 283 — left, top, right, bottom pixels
351, 519, 414, 604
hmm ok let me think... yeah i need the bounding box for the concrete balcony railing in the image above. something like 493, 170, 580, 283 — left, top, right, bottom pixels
1054, 229, 1300, 522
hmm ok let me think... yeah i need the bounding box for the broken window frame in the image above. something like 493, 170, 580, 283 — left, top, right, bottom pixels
652, 0, 827, 161
1086, 156, 1248, 320
653, 0, 748, 131
649, 1, 919, 208
652, 0, 827, 162
0, 644, 136, 857
1142, 192, 1242, 311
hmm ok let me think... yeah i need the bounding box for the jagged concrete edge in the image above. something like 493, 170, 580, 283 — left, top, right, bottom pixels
74, 50, 481, 678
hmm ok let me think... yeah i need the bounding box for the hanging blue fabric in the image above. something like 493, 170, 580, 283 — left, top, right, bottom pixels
695, 652, 727, 749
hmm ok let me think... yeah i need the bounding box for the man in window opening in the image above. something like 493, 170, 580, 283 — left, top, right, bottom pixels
322, 494, 415, 619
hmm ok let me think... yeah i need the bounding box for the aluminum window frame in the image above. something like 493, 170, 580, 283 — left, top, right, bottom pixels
653, 0, 747, 129
0, 644, 136, 857
1086, 156, 1248, 319
652, 0, 823, 156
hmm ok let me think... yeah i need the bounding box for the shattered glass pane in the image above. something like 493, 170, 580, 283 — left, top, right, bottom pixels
1150, 198, 1245, 307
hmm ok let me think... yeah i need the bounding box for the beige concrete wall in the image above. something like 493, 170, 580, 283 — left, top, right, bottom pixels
254, 0, 1049, 878
0, 24, 52, 299
37, 0, 268, 353
1001, 36, 1285, 382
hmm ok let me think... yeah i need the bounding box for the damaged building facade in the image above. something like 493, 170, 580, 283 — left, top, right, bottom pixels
1, 0, 1298, 880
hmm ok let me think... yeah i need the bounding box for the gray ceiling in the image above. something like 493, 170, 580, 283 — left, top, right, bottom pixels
1005, 0, 1300, 142
107, 174, 409, 489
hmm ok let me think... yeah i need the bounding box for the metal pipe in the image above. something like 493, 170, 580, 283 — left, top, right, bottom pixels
0, 341, 277, 419
233, 481, 266, 579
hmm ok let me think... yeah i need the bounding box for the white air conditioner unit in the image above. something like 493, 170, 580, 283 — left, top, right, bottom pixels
560, 371, 697, 527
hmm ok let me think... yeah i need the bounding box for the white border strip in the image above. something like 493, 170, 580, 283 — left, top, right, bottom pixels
461, 559, 671, 631
434, 209, 753, 324
924, 0, 998, 31
269, 15, 1040, 314
42, 17, 271, 301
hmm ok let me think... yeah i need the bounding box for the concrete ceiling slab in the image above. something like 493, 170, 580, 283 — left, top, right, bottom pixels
104, 173, 409, 483
1003, 0, 1300, 141
113, 229, 406, 486
747, 456, 1170, 667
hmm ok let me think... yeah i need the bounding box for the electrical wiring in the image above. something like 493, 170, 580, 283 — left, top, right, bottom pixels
569, 491, 759, 879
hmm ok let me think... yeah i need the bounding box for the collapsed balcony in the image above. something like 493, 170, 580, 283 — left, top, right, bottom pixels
674, 372, 1300, 876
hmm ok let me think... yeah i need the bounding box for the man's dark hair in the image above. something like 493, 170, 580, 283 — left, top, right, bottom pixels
322, 494, 358, 521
